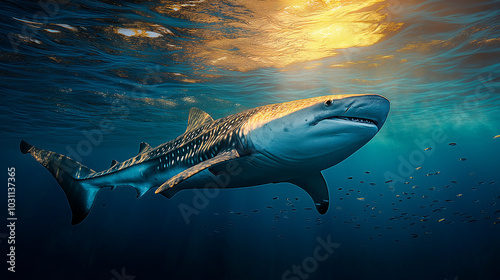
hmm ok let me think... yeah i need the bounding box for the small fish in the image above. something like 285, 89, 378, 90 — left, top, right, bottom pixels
459, 157, 467, 161
438, 218, 445, 222
369, 182, 376, 186
273, 196, 278, 200
347, 177, 353, 180
448, 142, 457, 146
457, 194, 463, 197
424, 147, 432, 151
385, 180, 393, 183
415, 167, 422, 170
429, 187, 436, 190
494, 210, 500, 214
412, 185, 418, 189
494, 135, 500, 139
357, 197, 365, 201
451, 180, 458, 184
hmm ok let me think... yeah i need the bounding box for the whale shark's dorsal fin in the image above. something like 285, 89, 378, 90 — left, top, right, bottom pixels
288, 173, 330, 215
185, 107, 214, 133
138, 142, 152, 154
110, 159, 119, 167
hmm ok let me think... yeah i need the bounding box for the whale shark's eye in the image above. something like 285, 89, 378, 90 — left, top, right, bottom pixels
324, 100, 333, 107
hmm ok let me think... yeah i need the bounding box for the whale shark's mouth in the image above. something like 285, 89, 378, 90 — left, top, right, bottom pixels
312, 116, 377, 127
335, 116, 377, 126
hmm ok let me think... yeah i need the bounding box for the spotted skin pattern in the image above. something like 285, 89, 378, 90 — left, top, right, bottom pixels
84, 108, 259, 179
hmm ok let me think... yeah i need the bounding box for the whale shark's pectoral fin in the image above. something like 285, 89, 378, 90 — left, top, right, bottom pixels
155, 149, 240, 195
289, 172, 329, 214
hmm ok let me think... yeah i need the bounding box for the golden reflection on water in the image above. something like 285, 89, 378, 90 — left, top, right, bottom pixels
151, 0, 403, 71
14, 0, 403, 74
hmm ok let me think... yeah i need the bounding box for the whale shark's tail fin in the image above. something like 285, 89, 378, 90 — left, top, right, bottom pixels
20, 140, 99, 225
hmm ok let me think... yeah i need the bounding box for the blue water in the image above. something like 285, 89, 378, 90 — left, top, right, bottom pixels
1, 0, 500, 279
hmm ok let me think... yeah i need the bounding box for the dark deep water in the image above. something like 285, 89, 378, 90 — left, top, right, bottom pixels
1, 0, 500, 279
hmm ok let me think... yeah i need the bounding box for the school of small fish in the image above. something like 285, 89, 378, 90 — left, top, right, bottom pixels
194, 139, 499, 244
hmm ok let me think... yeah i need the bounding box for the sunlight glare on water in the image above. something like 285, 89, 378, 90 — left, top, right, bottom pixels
147, 0, 404, 71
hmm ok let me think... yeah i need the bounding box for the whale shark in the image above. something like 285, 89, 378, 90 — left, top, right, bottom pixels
20, 94, 389, 224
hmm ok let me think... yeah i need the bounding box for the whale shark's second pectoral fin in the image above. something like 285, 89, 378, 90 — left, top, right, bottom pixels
155, 149, 240, 195
289, 173, 329, 214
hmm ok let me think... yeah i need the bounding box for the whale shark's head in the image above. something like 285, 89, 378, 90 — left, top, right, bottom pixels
245, 94, 390, 171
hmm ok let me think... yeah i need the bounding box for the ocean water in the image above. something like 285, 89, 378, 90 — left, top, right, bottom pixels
1, 0, 500, 279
